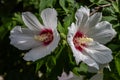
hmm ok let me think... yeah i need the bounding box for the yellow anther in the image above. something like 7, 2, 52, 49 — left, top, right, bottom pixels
34, 35, 48, 41
76, 37, 93, 44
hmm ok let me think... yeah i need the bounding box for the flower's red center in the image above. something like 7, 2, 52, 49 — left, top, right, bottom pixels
73, 31, 93, 51
34, 29, 53, 45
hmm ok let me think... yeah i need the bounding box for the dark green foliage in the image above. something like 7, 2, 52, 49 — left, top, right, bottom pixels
0, 0, 120, 80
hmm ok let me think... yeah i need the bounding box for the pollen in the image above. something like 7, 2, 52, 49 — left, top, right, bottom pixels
34, 34, 49, 42
77, 37, 93, 44
34, 29, 53, 45
73, 31, 93, 51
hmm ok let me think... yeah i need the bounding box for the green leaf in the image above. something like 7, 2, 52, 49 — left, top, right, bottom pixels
119, 34, 120, 40
102, 16, 117, 22
73, 62, 87, 75
47, 46, 65, 80
79, 62, 88, 73
112, 1, 119, 13
108, 44, 120, 51
67, 0, 74, 4
0, 27, 8, 40
118, 0, 120, 12
45, 56, 57, 74
12, 13, 23, 24
97, 0, 109, 4
59, 0, 69, 13
90, 0, 108, 4
36, 60, 44, 72
63, 13, 74, 33
57, 21, 65, 34
115, 52, 120, 76
90, 0, 99, 3
39, 0, 56, 12
113, 23, 120, 28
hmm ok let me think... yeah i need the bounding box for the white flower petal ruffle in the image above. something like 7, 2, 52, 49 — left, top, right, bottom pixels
9, 26, 41, 50
89, 73, 103, 80
58, 71, 74, 80
10, 8, 60, 61
87, 12, 102, 29
67, 34, 99, 69
22, 12, 43, 31
67, 6, 116, 70
75, 6, 90, 33
87, 21, 117, 44
88, 64, 110, 73
68, 23, 77, 37
23, 29, 60, 61
58, 71, 83, 80
84, 41, 113, 64
41, 8, 57, 29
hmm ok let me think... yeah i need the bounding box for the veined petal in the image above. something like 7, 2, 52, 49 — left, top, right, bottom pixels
58, 71, 74, 80
90, 73, 103, 80
41, 8, 57, 29
75, 6, 90, 33
88, 64, 110, 73
68, 23, 77, 37
67, 35, 99, 69
87, 21, 117, 44
23, 29, 60, 61
87, 12, 102, 29
84, 41, 113, 64
22, 12, 43, 31
9, 26, 41, 50
58, 71, 84, 80
47, 29, 60, 54
23, 46, 48, 61
67, 28, 81, 64
88, 66, 98, 73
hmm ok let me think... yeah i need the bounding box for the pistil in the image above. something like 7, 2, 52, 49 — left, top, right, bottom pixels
34, 29, 53, 45
73, 31, 93, 51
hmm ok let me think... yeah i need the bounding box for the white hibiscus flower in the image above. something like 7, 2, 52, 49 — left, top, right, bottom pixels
58, 71, 103, 80
9, 8, 60, 61
67, 6, 116, 69
58, 71, 83, 80
89, 73, 103, 80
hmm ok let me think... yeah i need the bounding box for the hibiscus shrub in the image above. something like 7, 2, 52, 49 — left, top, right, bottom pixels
0, 0, 120, 80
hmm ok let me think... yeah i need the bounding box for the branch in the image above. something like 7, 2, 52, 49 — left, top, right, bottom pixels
90, 4, 111, 16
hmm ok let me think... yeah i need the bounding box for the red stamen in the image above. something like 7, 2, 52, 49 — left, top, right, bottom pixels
39, 29, 53, 45
73, 31, 86, 51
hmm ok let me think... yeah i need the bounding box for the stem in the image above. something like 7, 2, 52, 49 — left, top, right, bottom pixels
90, 4, 111, 16
88, 3, 95, 8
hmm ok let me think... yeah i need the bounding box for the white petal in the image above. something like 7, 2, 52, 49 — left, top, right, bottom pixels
58, 71, 83, 80
90, 73, 103, 80
69, 76, 83, 80
67, 34, 99, 69
88, 63, 111, 73
22, 12, 43, 30
23, 29, 60, 61
75, 6, 90, 33
58, 71, 74, 80
84, 41, 113, 64
87, 21, 117, 44
69, 73, 84, 80
68, 23, 77, 37
88, 64, 103, 73
9, 26, 41, 50
23, 46, 48, 61
47, 29, 60, 54
88, 66, 98, 73
41, 8, 57, 29
67, 31, 81, 64
87, 12, 102, 29
0, 76, 4, 80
